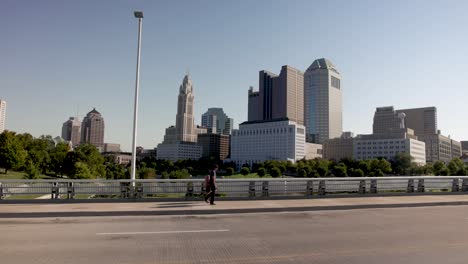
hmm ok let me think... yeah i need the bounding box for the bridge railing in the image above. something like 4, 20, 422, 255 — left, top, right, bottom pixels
0, 176, 467, 200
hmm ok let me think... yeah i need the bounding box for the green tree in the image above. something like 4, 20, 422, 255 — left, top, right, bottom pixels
240, 167, 250, 176
49, 142, 70, 176
316, 160, 329, 177
433, 161, 447, 176
64, 144, 105, 178
448, 158, 466, 176
392, 153, 413, 175
270, 167, 281, 178
298, 168, 307, 178
0, 131, 27, 173
73, 162, 92, 179
369, 159, 392, 175
350, 168, 364, 177
139, 167, 156, 179
226, 167, 234, 176
23, 160, 39, 179
333, 162, 348, 177
257, 167, 266, 177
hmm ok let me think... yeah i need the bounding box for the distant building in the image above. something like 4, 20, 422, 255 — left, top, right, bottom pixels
354, 128, 426, 165
104, 143, 121, 153
323, 136, 355, 161
201, 108, 234, 135
248, 86, 261, 122
157, 74, 203, 161
81, 108, 105, 150
462, 153, 468, 163
396, 107, 437, 137
61, 117, 81, 147
230, 119, 305, 168
102, 152, 132, 165
461, 141, 468, 154
156, 142, 202, 161
136, 147, 157, 161
372, 106, 404, 134
198, 133, 230, 160
249, 66, 304, 125
175, 74, 197, 143
0, 99, 6, 133
304, 58, 342, 144
305, 143, 323, 159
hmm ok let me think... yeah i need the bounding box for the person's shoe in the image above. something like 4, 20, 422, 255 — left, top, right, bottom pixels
210, 203, 216, 205
204, 199, 209, 203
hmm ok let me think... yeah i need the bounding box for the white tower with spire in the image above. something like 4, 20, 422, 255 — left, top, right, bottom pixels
175, 74, 197, 142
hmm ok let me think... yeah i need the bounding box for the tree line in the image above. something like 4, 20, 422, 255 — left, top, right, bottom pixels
1, 130, 466, 179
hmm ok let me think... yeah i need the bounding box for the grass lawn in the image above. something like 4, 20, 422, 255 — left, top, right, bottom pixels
3, 194, 42, 199
0, 170, 55, 180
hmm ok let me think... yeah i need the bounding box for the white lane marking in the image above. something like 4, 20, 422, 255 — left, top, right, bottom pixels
96, 229, 230, 236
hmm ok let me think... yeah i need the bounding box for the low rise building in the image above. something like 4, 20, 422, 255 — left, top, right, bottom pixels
230, 119, 305, 168
136, 147, 157, 161
197, 133, 230, 160
354, 129, 426, 165
323, 136, 355, 161
104, 143, 121, 153
419, 134, 461, 163
305, 143, 323, 159
102, 152, 132, 165
156, 142, 202, 161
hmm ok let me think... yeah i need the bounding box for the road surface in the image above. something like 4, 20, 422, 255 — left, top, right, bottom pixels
1, 205, 468, 263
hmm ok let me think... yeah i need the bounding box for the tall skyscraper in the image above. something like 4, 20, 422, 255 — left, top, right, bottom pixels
249, 65, 304, 124
0, 99, 6, 133
247, 86, 261, 121
61, 117, 81, 147
396, 107, 437, 137
175, 74, 197, 142
157, 74, 203, 161
304, 58, 342, 144
201, 108, 234, 135
81, 108, 105, 149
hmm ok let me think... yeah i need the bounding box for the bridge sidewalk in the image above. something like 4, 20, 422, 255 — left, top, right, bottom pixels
1, 195, 468, 218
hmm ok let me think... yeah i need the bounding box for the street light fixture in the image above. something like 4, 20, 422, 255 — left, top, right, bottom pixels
131, 11, 143, 186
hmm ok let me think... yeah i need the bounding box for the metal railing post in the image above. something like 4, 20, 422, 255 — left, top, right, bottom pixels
51, 182, 59, 199
370, 179, 377, 194
462, 179, 468, 192
135, 184, 143, 199
306, 181, 313, 198
417, 179, 425, 193
0, 182, 3, 200
67, 182, 74, 199
452, 178, 460, 192
407, 179, 415, 193
185, 182, 194, 200
318, 180, 326, 196
262, 181, 269, 197
249, 181, 256, 198
120, 182, 128, 199
359, 180, 366, 194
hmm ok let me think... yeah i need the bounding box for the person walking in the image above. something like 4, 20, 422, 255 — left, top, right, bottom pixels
205, 164, 218, 205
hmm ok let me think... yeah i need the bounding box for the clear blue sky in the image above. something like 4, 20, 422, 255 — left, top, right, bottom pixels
2, 0, 467, 151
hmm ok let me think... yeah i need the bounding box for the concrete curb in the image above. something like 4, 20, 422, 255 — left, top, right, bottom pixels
2, 201, 468, 218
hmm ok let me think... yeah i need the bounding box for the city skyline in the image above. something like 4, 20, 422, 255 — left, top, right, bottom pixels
2, 0, 468, 151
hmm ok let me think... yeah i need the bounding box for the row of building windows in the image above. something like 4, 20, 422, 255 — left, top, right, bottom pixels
357, 146, 405, 150
235, 127, 295, 136
357, 141, 406, 145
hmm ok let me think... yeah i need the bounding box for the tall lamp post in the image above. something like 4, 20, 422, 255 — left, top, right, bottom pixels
131, 11, 143, 186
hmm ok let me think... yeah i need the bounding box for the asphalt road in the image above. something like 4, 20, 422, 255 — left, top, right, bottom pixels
2, 205, 468, 264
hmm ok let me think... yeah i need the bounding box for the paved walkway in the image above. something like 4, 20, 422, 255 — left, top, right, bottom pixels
2, 194, 468, 218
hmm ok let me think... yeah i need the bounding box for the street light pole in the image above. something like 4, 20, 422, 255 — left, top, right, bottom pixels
131, 11, 143, 187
